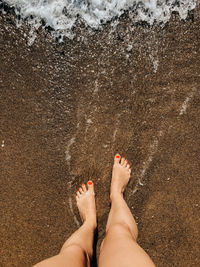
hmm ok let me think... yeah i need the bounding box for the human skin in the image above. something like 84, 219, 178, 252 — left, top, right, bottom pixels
33, 154, 155, 267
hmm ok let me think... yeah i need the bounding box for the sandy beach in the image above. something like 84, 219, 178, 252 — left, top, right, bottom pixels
0, 3, 200, 266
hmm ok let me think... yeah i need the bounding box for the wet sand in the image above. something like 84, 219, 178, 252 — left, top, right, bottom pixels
0, 4, 200, 267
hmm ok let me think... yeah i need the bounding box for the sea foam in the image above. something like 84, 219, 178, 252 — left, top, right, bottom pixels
1, 0, 197, 41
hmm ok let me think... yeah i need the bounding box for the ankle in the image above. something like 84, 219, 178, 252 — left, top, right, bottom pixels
83, 218, 97, 230
110, 191, 123, 201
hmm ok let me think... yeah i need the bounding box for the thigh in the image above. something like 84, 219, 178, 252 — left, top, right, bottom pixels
98, 224, 155, 267
33, 245, 87, 267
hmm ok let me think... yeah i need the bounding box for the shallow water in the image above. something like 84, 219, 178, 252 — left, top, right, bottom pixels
0, 1, 200, 267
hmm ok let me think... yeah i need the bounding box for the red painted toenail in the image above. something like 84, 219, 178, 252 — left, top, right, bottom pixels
82, 184, 85, 187
79, 187, 81, 190
116, 155, 120, 158
88, 181, 93, 185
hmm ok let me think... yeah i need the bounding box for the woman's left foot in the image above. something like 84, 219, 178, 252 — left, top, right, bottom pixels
76, 181, 97, 229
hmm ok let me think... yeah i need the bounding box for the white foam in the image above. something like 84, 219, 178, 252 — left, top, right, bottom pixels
179, 92, 194, 115
65, 136, 75, 163
149, 54, 159, 73
87, 118, 93, 124
139, 130, 163, 184
84, 117, 93, 140
3, 0, 196, 40
112, 128, 117, 142
1, 140, 5, 148
68, 197, 80, 227
93, 80, 99, 94
130, 128, 163, 195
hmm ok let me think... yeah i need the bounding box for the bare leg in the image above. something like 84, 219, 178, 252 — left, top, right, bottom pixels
98, 154, 155, 267
34, 181, 96, 267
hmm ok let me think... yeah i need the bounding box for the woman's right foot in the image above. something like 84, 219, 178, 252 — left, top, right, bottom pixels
110, 154, 131, 199
76, 181, 97, 229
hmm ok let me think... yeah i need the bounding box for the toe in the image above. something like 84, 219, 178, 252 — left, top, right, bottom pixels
126, 163, 130, 170
77, 190, 81, 198
127, 164, 131, 173
79, 187, 83, 194
87, 180, 94, 193
76, 195, 79, 202
114, 154, 121, 164
121, 157, 125, 166
82, 184, 87, 192
124, 160, 128, 167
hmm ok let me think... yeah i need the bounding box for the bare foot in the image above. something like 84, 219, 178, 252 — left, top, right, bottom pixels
110, 154, 131, 198
76, 181, 97, 229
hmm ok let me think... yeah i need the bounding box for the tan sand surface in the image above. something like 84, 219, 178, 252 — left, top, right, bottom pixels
0, 5, 200, 267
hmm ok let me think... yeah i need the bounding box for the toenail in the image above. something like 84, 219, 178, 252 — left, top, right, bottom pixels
79, 187, 81, 190
116, 155, 120, 158
88, 181, 93, 185
82, 184, 85, 187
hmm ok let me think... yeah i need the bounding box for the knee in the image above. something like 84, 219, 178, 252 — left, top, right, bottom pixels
60, 243, 85, 257
107, 223, 133, 237
100, 223, 136, 252
104, 223, 137, 244
60, 244, 88, 265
